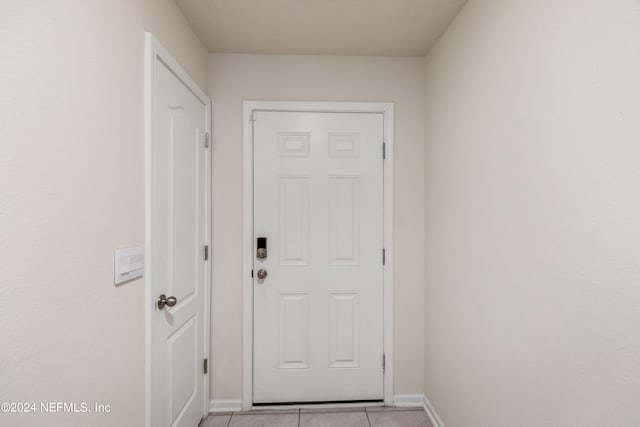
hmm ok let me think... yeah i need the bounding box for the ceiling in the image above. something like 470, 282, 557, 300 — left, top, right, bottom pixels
175, 0, 467, 56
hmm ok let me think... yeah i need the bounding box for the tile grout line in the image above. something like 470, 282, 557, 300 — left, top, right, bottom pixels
298, 408, 301, 427
364, 409, 372, 427
226, 413, 232, 427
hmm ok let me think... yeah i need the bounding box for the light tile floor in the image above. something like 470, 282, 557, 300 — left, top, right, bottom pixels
200, 407, 434, 427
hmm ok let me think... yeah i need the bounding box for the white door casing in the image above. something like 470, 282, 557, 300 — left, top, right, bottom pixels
244, 102, 394, 407
145, 34, 211, 427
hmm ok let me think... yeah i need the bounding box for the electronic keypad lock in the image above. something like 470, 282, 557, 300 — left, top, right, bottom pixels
257, 237, 267, 259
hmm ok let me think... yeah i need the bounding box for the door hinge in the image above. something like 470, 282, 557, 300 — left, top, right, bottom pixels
250, 111, 258, 122
204, 245, 209, 261
204, 358, 208, 374
382, 248, 386, 265
383, 142, 386, 160
251, 269, 254, 278
204, 132, 210, 148
382, 354, 386, 372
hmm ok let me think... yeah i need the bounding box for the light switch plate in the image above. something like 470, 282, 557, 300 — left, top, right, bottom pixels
114, 246, 144, 285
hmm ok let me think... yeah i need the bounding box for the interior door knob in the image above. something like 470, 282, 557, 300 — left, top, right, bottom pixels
256, 269, 268, 280
157, 294, 177, 309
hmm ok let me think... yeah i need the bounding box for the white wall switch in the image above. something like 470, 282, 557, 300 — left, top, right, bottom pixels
114, 246, 144, 285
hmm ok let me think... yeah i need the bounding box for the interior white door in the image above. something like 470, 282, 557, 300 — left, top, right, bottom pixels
253, 111, 384, 403
150, 57, 207, 426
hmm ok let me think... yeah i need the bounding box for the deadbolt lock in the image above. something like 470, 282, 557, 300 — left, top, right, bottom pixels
257, 237, 267, 259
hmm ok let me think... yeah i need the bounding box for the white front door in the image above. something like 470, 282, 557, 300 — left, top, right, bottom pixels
150, 51, 208, 426
253, 111, 384, 403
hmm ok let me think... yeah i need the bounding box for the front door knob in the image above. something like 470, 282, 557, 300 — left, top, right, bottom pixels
157, 294, 177, 309
256, 269, 268, 280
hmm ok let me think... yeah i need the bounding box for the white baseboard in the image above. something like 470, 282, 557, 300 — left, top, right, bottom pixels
423, 395, 446, 427
392, 394, 445, 427
209, 399, 243, 413
393, 394, 425, 407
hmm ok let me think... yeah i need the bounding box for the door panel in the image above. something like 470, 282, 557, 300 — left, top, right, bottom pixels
253, 111, 384, 403
151, 58, 207, 427
278, 292, 310, 369
169, 316, 197, 421
329, 292, 360, 368
278, 176, 310, 265
329, 176, 360, 265
170, 112, 199, 303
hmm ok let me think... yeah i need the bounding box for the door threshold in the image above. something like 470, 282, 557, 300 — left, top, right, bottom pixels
252, 400, 384, 410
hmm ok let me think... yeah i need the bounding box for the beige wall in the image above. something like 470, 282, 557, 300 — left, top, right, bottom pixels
208, 54, 426, 400
424, 1, 640, 426
0, 1, 208, 426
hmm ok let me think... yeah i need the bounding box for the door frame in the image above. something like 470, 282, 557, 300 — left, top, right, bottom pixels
144, 33, 212, 427
242, 101, 394, 409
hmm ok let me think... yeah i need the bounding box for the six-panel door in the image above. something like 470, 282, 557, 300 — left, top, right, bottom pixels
253, 111, 384, 403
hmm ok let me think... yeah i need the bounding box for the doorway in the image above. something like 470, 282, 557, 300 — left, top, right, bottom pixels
243, 101, 394, 409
